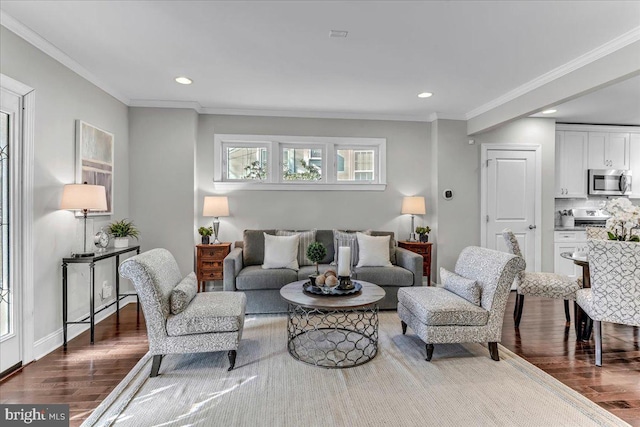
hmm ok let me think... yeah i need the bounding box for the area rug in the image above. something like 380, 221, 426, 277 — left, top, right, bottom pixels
83, 312, 628, 426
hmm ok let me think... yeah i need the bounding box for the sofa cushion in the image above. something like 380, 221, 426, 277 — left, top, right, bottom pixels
166, 292, 246, 336
356, 233, 392, 267
397, 286, 489, 326
236, 265, 298, 290
354, 265, 413, 287
243, 229, 276, 266
441, 267, 481, 306
277, 229, 317, 266
170, 272, 198, 314
262, 233, 299, 270
370, 231, 397, 265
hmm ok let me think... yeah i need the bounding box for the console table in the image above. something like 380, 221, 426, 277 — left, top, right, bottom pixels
62, 245, 140, 348
398, 241, 433, 285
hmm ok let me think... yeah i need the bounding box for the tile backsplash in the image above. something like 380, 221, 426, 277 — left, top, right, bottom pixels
555, 197, 640, 226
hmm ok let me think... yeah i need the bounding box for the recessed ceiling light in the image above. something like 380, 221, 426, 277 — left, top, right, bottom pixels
542, 109, 557, 114
175, 76, 193, 85
329, 30, 348, 38
417, 92, 433, 98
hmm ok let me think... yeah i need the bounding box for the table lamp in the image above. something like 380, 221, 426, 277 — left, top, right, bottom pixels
60, 182, 108, 257
401, 196, 426, 242
203, 196, 229, 244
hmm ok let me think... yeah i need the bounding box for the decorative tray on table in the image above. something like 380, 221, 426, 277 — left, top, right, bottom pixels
303, 281, 362, 296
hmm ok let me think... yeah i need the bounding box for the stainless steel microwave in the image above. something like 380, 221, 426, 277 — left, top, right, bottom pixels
588, 169, 632, 196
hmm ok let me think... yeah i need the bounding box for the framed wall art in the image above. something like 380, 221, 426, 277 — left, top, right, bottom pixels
75, 120, 114, 215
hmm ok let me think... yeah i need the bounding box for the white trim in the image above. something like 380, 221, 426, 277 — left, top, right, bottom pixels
129, 99, 204, 112
467, 26, 640, 120
427, 112, 467, 122
0, 74, 35, 366
557, 124, 640, 133
212, 182, 387, 191
33, 297, 138, 360
0, 10, 130, 105
480, 143, 542, 272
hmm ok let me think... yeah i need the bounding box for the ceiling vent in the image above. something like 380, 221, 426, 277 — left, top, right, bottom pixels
329, 30, 348, 38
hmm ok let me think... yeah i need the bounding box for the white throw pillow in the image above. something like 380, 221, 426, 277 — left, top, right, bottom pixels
262, 233, 300, 270
356, 233, 392, 267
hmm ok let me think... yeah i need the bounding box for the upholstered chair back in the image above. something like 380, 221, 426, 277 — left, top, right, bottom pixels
586, 227, 608, 240
119, 249, 184, 343
501, 229, 526, 285
587, 240, 640, 326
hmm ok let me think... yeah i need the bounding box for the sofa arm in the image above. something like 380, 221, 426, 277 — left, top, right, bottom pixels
223, 248, 244, 291
396, 247, 423, 286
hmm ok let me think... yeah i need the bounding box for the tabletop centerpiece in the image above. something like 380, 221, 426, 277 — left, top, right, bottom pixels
603, 198, 640, 242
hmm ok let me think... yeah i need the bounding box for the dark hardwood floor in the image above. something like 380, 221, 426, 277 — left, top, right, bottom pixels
1, 293, 639, 426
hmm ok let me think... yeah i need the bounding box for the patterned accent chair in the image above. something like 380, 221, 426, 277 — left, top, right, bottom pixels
576, 240, 640, 366
397, 246, 525, 361
502, 229, 581, 327
120, 248, 246, 377
586, 226, 609, 240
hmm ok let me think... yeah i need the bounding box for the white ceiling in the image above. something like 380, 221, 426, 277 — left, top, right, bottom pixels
1, 1, 639, 124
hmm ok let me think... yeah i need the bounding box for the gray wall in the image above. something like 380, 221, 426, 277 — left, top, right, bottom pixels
196, 115, 432, 246
129, 107, 198, 274
0, 26, 130, 343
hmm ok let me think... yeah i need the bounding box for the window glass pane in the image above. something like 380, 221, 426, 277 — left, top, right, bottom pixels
282, 148, 322, 181
0, 112, 9, 338
226, 147, 268, 180
336, 149, 375, 181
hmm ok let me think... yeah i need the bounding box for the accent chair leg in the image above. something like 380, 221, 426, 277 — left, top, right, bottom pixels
563, 299, 571, 325
425, 344, 434, 361
594, 321, 602, 367
228, 350, 237, 371
488, 342, 500, 361
150, 355, 163, 378
401, 321, 407, 335
514, 294, 524, 328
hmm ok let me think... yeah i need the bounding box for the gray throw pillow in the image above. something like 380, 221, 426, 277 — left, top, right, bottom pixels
170, 272, 198, 315
277, 229, 317, 266
243, 229, 276, 266
440, 267, 481, 306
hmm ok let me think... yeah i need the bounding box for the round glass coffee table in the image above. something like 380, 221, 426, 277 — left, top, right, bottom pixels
280, 279, 385, 369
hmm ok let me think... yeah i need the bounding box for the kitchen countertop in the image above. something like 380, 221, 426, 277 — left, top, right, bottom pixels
554, 226, 587, 231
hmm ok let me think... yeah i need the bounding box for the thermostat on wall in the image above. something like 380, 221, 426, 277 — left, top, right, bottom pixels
443, 189, 454, 200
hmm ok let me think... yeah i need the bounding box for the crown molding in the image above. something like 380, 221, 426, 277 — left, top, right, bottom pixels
466, 25, 640, 120
1, 11, 130, 105
427, 112, 467, 122
128, 99, 205, 112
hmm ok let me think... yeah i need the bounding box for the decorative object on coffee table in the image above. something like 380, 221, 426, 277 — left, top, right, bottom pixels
306, 241, 327, 285
60, 182, 108, 257
108, 218, 140, 249
203, 196, 229, 244
198, 226, 213, 244
196, 243, 231, 292
401, 196, 426, 242
337, 246, 354, 289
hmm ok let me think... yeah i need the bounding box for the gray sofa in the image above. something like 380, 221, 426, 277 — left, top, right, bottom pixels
223, 229, 423, 313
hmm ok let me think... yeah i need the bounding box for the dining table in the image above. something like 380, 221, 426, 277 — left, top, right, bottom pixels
560, 251, 592, 341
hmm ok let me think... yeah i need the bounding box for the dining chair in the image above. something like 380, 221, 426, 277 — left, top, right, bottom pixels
586, 226, 608, 240
502, 229, 581, 327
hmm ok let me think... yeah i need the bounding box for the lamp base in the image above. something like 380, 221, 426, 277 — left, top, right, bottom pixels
72, 251, 95, 258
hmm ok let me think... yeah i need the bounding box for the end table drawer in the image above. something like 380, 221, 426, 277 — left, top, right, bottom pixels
200, 260, 222, 269
200, 269, 223, 280
199, 249, 226, 259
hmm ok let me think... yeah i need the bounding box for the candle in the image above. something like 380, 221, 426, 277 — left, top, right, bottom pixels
338, 246, 351, 277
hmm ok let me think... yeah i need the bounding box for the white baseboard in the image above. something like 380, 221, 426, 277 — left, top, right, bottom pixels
33, 296, 138, 361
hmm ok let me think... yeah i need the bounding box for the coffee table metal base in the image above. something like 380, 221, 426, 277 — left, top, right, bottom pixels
286, 303, 379, 368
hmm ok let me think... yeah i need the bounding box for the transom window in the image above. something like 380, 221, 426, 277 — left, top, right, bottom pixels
214, 135, 386, 190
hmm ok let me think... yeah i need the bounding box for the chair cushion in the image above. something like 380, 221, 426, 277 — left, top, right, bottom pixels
398, 286, 489, 326
575, 288, 594, 318
170, 272, 198, 314
354, 266, 413, 287
166, 292, 246, 336
277, 229, 317, 266
236, 265, 298, 290
519, 272, 581, 300
440, 267, 481, 306
242, 229, 276, 266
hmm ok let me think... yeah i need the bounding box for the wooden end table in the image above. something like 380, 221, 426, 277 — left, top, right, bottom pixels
196, 243, 231, 292
398, 241, 433, 285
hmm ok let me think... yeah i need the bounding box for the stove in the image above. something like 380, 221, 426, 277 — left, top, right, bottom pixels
571, 208, 610, 227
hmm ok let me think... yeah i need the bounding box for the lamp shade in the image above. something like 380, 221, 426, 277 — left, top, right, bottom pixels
401, 196, 426, 215
203, 196, 229, 217
60, 184, 107, 211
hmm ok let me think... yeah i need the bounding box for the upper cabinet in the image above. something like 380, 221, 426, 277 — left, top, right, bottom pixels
555, 131, 588, 198
588, 132, 630, 170
631, 133, 640, 199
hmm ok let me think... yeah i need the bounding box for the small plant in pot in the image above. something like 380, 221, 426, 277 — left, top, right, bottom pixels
108, 219, 140, 248
198, 226, 213, 244
415, 226, 431, 243
306, 242, 327, 286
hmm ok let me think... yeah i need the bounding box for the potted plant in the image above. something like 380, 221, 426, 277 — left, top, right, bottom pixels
198, 226, 213, 244
108, 219, 140, 248
306, 242, 327, 285
604, 198, 640, 242
415, 226, 431, 243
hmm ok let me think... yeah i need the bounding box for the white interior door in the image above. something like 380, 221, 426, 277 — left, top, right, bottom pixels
0, 87, 21, 373
484, 149, 538, 273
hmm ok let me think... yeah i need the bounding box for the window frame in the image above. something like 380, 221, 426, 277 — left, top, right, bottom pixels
213, 134, 386, 191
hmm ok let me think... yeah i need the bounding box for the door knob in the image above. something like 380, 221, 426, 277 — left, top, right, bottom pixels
529, 225, 537, 229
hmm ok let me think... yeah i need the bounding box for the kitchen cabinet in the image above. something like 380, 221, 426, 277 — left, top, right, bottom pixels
555, 131, 588, 198
588, 132, 630, 170
554, 231, 587, 280
631, 133, 640, 199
